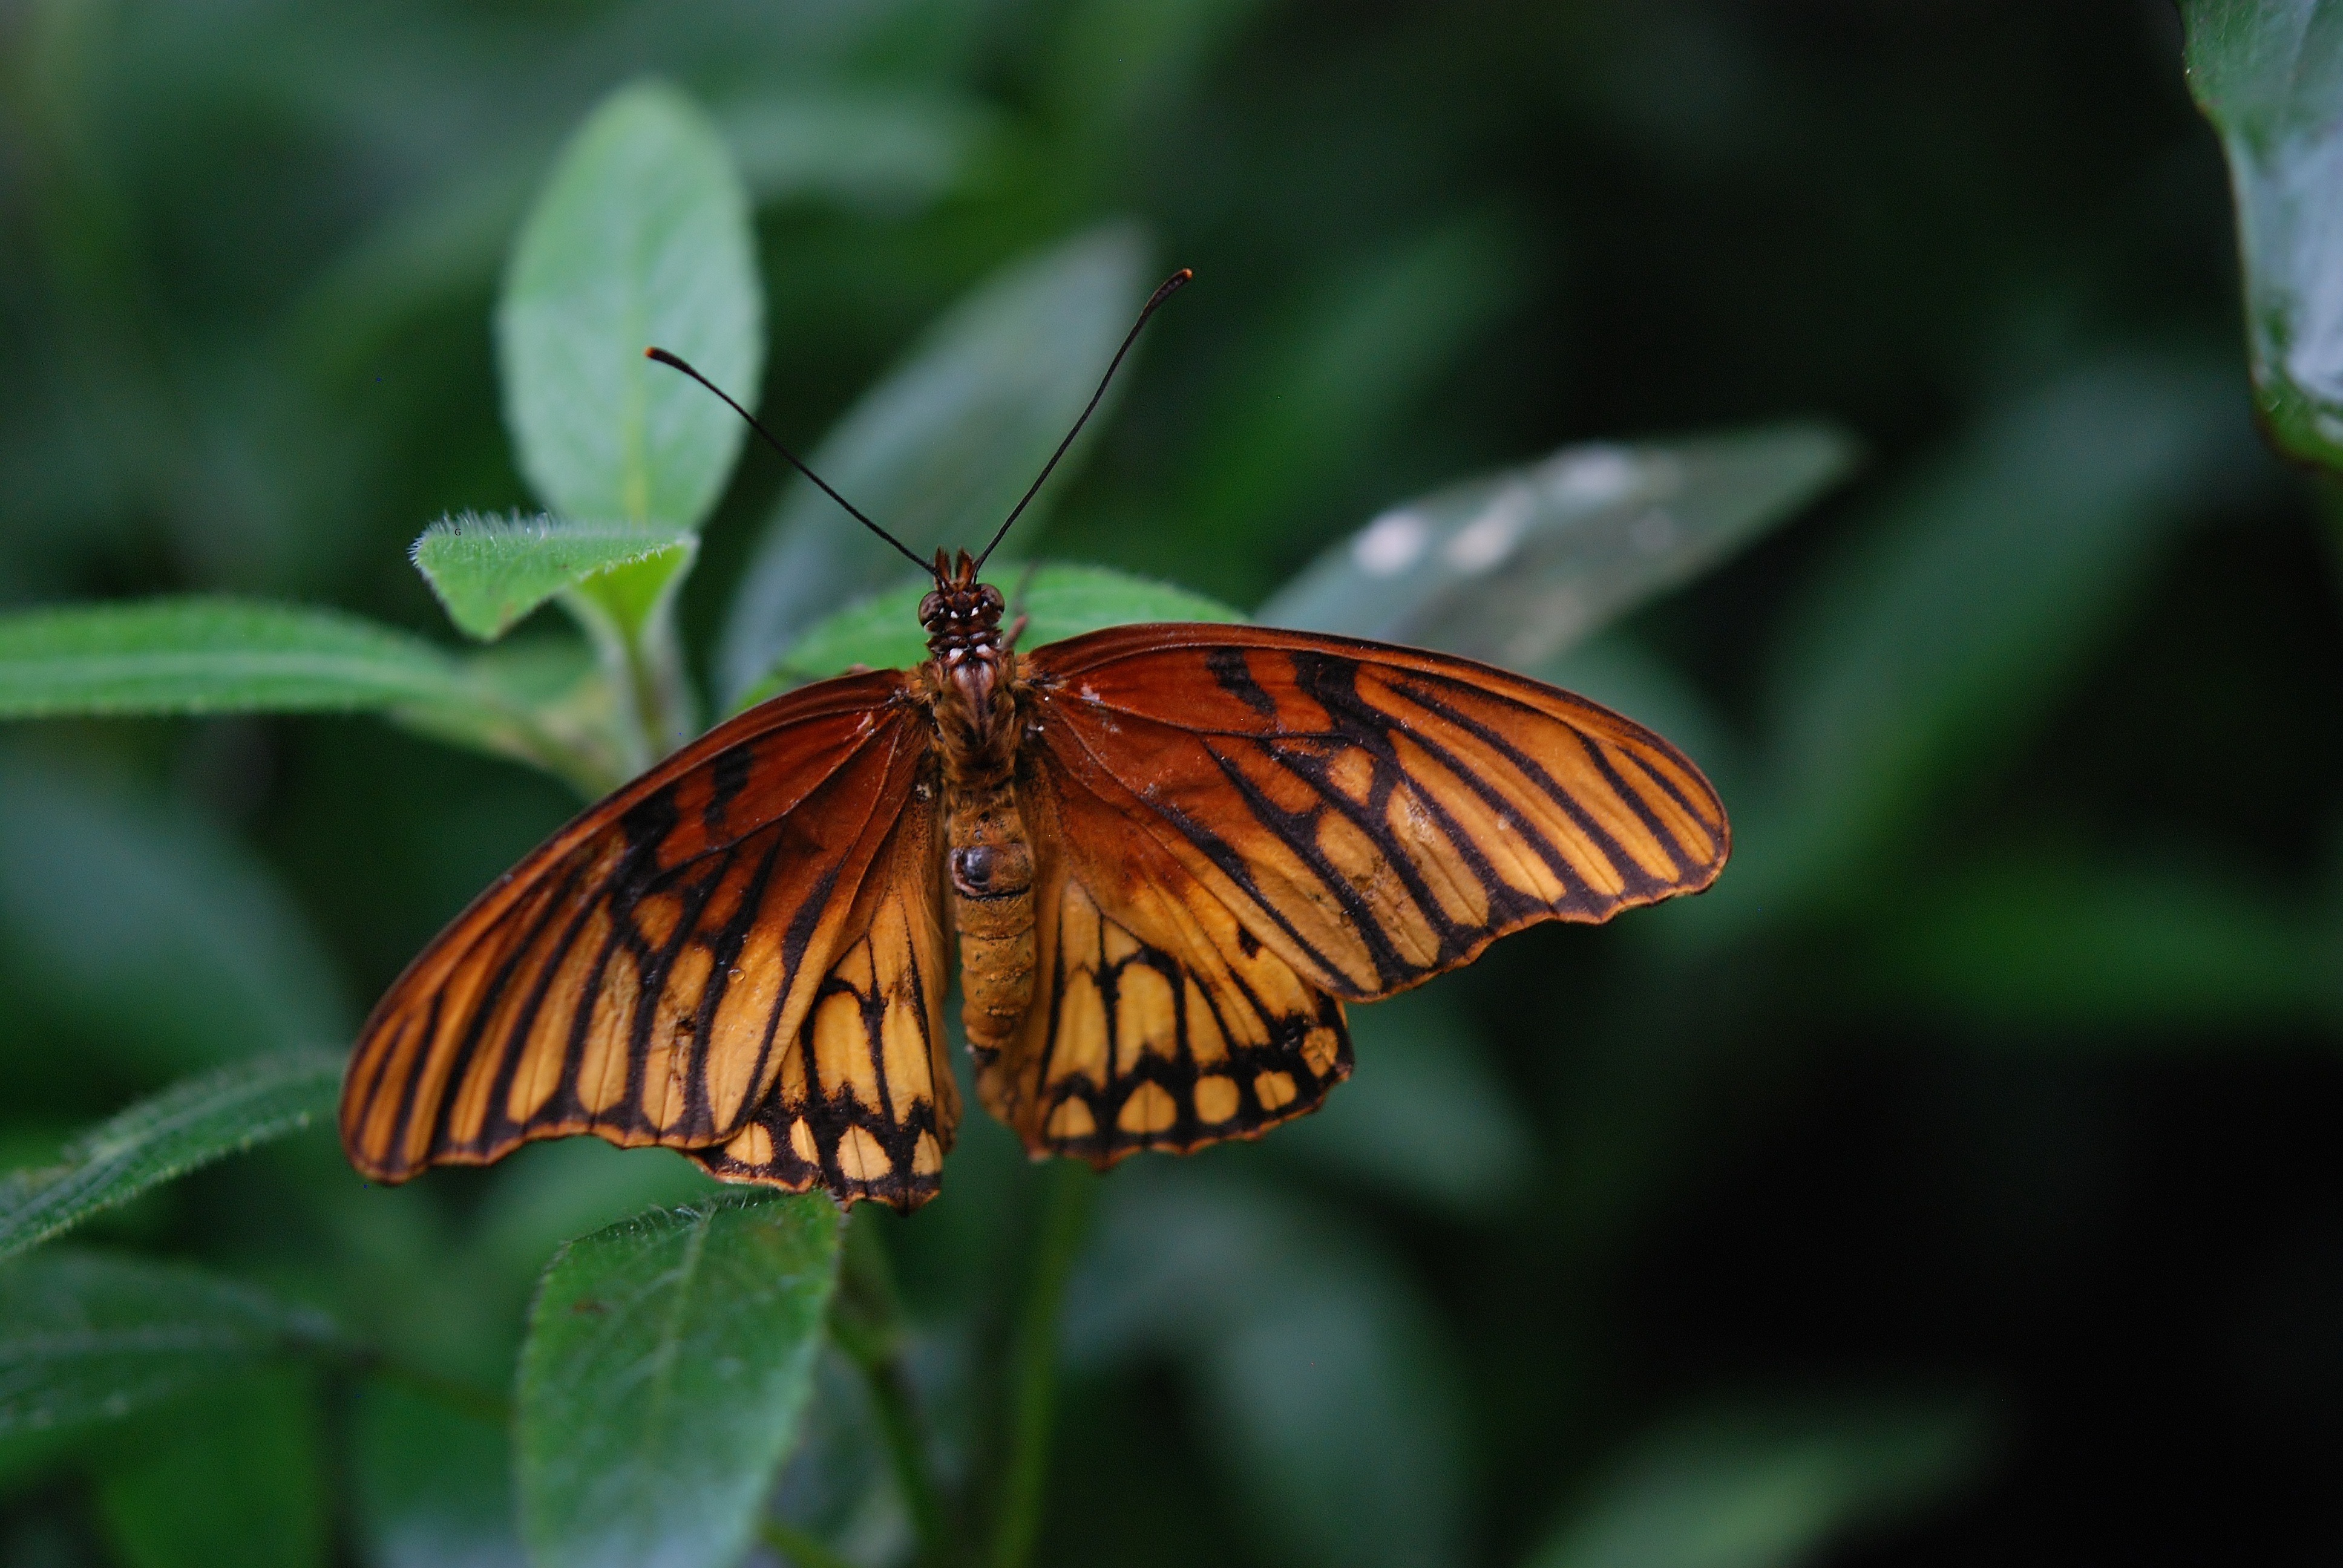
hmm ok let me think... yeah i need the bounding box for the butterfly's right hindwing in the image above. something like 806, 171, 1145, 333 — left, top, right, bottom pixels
688, 782, 957, 1211
338, 670, 940, 1194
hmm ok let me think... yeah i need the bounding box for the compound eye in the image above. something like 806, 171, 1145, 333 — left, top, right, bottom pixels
979, 585, 1005, 614
917, 591, 943, 626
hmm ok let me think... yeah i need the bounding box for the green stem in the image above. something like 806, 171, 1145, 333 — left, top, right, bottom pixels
989, 1161, 1094, 1568
830, 1215, 952, 1564
759, 1518, 862, 1568
624, 593, 699, 757
556, 544, 701, 774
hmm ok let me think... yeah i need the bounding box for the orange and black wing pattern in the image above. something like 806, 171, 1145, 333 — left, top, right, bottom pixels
1020, 622, 1728, 1005
975, 748, 1351, 1167
339, 668, 943, 1198
687, 785, 957, 1210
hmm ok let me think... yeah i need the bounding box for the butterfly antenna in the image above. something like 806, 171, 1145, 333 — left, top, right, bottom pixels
643, 347, 929, 572
972, 266, 1193, 572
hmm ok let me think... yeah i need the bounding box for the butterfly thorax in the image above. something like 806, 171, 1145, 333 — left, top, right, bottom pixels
919, 550, 1037, 1059
917, 549, 1019, 786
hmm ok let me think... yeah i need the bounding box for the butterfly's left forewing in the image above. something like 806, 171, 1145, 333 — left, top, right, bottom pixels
1023, 623, 1728, 1004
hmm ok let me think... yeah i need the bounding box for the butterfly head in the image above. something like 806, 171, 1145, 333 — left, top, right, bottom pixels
919, 549, 1006, 667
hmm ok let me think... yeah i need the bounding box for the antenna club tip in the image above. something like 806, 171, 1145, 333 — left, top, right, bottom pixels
1149, 269, 1194, 307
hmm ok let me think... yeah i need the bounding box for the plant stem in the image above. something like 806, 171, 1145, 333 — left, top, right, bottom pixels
759, 1518, 861, 1568
989, 1161, 1094, 1568
557, 542, 701, 773
830, 1214, 952, 1565
624, 591, 700, 756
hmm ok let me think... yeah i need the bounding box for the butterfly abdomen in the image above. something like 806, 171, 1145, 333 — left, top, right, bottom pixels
945, 773, 1035, 1058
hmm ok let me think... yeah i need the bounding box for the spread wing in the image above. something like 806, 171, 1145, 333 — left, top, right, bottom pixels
982, 621, 1725, 1168
1018, 622, 1729, 1006
339, 668, 948, 1203
689, 791, 956, 1211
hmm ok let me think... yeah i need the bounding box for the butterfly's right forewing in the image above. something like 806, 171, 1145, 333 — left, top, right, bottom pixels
339, 668, 933, 1184
689, 782, 958, 1210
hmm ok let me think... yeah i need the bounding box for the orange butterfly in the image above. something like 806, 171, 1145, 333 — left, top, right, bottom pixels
339, 272, 1729, 1211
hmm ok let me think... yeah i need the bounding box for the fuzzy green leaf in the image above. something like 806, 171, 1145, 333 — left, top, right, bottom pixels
0, 599, 485, 718
716, 227, 1152, 701
412, 512, 696, 642
1261, 425, 1854, 669
516, 1192, 841, 1568
0, 1252, 339, 1444
0, 1051, 342, 1264
735, 561, 1244, 707
2181, 0, 2343, 472
498, 80, 762, 531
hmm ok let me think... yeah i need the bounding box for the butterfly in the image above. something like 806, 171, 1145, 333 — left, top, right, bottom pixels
339, 271, 1729, 1212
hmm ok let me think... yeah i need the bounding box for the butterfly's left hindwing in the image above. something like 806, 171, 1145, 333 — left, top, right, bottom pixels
978, 751, 1352, 1166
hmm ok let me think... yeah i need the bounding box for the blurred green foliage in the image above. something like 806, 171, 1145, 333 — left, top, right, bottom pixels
0, 4, 2338, 1567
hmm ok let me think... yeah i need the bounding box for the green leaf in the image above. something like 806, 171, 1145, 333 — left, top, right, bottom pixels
0, 598, 609, 785
465, 1141, 718, 1298
94, 1370, 328, 1568
0, 1050, 342, 1264
0, 598, 482, 718
412, 512, 696, 642
735, 561, 1244, 707
1260, 424, 1853, 668
498, 79, 762, 531
716, 226, 1152, 702
0, 756, 350, 1073
2181, 1, 2343, 472
0, 1252, 338, 1444
1523, 1397, 1990, 1568
395, 635, 635, 798
516, 1192, 842, 1568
